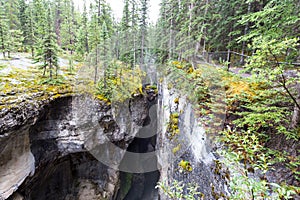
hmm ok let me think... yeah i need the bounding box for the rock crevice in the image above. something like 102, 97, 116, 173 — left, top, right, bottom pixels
0, 94, 150, 200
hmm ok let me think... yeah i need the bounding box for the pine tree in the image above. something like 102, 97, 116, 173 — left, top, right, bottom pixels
88, 0, 114, 83
32, 0, 47, 41
0, 0, 8, 58
130, 0, 139, 66
7, 29, 23, 56
119, 0, 140, 66
35, 7, 59, 80
89, 2, 101, 83
54, 0, 62, 46
5, 0, 21, 30
4, 0, 23, 57
139, 0, 148, 64
100, 21, 110, 89
18, 0, 28, 50
25, 2, 36, 57
119, 0, 130, 62
155, 0, 178, 59
61, 0, 77, 71
76, 0, 89, 55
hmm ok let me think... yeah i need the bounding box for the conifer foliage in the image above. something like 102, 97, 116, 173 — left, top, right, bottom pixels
34, 7, 59, 79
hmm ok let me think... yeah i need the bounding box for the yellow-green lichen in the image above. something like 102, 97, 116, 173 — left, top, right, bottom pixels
179, 160, 192, 172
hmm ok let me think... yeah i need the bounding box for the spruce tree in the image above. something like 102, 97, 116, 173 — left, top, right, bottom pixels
18, 0, 28, 49
100, 21, 109, 89
35, 7, 59, 80
0, 0, 8, 58
32, 0, 47, 41
25, 2, 36, 57
89, 3, 101, 83
119, 0, 130, 62
76, 0, 89, 55
139, 0, 148, 64
7, 29, 23, 56
61, 0, 76, 71
4, 0, 23, 57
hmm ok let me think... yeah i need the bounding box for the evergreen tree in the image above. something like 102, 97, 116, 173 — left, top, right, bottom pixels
32, 0, 47, 40
25, 2, 36, 57
76, 0, 89, 55
119, 0, 140, 66
4, 0, 23, 57
139, 0, 148, 64
5, 0, 21, 30
130, 0, 139, 66
7, 29, 23, 56
61, 0, 75, 53
54, 0, 62, 46
89, 2, 102, 83
100, 21, 110, 89
35, 7, 59, 79
18, 0, 28, 49
61, 0, 77, 71
119, 0, 130, 62
0, 0, 8, 58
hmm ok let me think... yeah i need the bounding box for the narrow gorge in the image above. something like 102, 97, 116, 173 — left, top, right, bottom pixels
0, 58, 232, 200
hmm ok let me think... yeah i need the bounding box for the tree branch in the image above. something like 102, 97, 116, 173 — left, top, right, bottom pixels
268, 48, 300, 110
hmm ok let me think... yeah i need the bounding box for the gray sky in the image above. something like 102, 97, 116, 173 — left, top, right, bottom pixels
74, 0, 161, 23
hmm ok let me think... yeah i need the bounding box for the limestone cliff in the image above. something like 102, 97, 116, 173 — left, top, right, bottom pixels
0, 94, 150, 200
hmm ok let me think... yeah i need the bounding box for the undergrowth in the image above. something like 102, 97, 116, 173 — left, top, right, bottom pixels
96, 61, 145, 103
161, 60, 300, 199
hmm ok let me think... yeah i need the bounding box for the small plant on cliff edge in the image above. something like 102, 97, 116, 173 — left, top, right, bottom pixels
178, 160, 192, 172
156, 180, 203, 200
219, 149, 298, 200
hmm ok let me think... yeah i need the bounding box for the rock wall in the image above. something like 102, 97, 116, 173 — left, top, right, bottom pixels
0, 94, 150, 200
156, 80, 229, 199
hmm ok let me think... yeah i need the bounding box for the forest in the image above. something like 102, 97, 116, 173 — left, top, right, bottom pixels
0, 0, 300, 199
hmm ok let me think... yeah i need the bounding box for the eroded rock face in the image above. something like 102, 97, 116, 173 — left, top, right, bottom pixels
156, 80, 229, 199
0, 126, 35, 199
0, 94, 150, 200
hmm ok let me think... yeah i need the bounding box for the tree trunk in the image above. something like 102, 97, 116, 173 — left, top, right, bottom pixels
240, 2, 251, 65
43, 63, 46, 76
291, 83, 300, 129
226, 49, 231, 71
0, 27, 5, 58
85, 31, 89, 53
29, 7, 35, 58
31, 46, 34, 58
201, 0, 209, 57
55, 1, 61, 46
49, 61, 53, 79
168, 14, 173, 59
94, 46, 98, 84
97, 0, 101, 25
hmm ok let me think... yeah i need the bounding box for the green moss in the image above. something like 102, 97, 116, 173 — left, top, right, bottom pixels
0, 62, 84, 110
